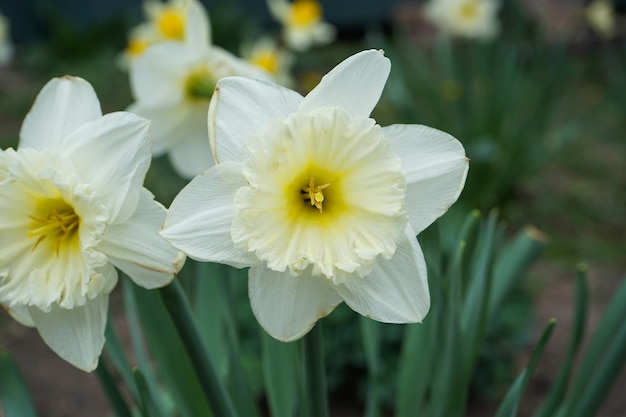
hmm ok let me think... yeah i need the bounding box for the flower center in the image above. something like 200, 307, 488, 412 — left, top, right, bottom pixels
289, 0, 322, 27
460, 0, 479, 20
302, 177, 330, 212
185, 66, 216, 101
251, 50, 280, 74
27, 198, 80, 256
232, 107, 407, 280
126, 38, 149, 58
156, 8, 185, 40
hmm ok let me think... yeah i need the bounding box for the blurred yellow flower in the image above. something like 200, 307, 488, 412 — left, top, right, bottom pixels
242, 37, 295, 86
586, 0, 615, 38
120, 0, 210, 66
0, 10, 14, 65
0, 76, 184, 371
128, 30, 270, 178
268, 0, 336, 51
424, 0, 500, 40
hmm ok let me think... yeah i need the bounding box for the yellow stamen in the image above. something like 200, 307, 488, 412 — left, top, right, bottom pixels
156, 8, 185, 40
460, 0, 479, 20
126, 38, 149, 58
28, 204, 79, 257
302, 177, 329, 212
288, 0, 322, 27
251, 50, 280, 74
185, 66, 216, 101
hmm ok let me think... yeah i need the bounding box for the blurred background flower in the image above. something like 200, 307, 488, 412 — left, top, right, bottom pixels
0, 9, 13, 65
423, 0, 501, 40
267, 0, 335, 51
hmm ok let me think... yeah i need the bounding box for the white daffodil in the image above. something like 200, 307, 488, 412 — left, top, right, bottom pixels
161, 50, 468, 341
0, 10, 14, 65
0, 76, 185, 371
267, 0, 336, 51
241, 37, 295, 87
424, 0, 500, 40
120, 0, 209, 66
128, 33, 270, 179
586, 0, 615, 39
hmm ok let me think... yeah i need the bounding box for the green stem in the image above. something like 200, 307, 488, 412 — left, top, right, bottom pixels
95, 358, 133, 417
302, 323, 329, 417
159, 278, 239, 417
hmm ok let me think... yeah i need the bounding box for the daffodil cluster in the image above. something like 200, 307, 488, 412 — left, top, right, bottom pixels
127, 0, 270, 179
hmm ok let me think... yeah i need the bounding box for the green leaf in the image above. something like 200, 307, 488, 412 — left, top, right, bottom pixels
192, 262, 230, 379
489, 226, 546, 316
123, 280, 173, 417
461, 210, 497, 377
301, 324, 329, 417
560, 274, 626, 417
95, 358, 134, 417
104, 316, 139, 400
133, 367, 165, 417
360, 317, 382, 417
158, 279, 239, 417
532, 266, 588, 417
0, 350, 38, 417
494, 319, 556, 417
396, 280, 444, 417
129, 280, 215, 417
262, 332, 300, 417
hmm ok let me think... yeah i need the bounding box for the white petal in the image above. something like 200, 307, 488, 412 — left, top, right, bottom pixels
130, 42, 196, 106
267, 0, 289, 21
161, 161, 258, 268
20, 76, 102, 151
184, 0, 211, 48
29, 294, 108, 372
384, 124, 469, 234
127, 103, 189, 156
99, 189, 184, 289
5, 304, 34, 327
64, 112, 152, 223
333, 226, 430, 323
168, 105, 214, 179
209, 76, 303, 163
299, 50, 390, 118
248, 266, 342, 341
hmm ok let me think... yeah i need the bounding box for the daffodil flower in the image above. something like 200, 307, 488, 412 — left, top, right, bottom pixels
0, 76, 185, 371
267, 0, 336, 51
424, 0, 500, 40
128, 29, 270, 179
0, 10, 14, 65
161, 50, 468, 341
120, 0, 210, 65
241, 37, 295, 87
586, 0, 615, 39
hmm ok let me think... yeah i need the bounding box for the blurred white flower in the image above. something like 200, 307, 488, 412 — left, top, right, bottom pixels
120, 0, 210, 66
424, 0, 500, 40
0, 76, 185, 371
161, 50, 468, 341
267, 0, 336, 51
241, 37, 295, 87
0, 10, 14, 65
586, 0, 615, 38
128, 37, 270, 178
